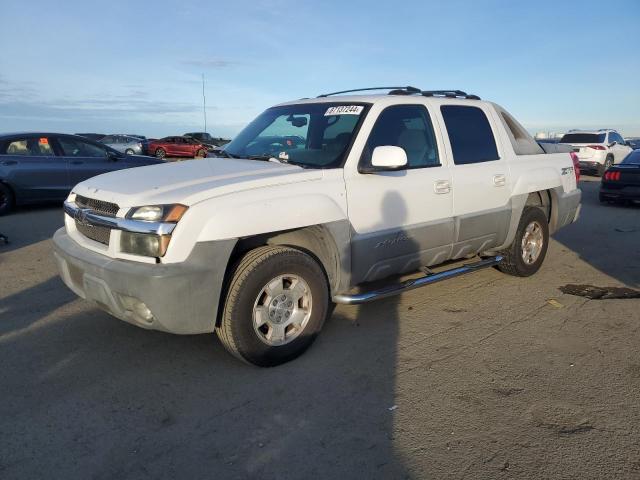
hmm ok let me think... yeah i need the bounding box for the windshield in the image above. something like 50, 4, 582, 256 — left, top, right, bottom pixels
223, 102, 370, 168
560, 133, 606, 144
622, 150, 640, 165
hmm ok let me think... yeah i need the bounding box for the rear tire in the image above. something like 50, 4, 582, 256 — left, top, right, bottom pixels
155, 148, 166, 159
216, 246, 329, 367
497, 207, 549, 277
598, 156, 614, 177
0, 183, 14, 216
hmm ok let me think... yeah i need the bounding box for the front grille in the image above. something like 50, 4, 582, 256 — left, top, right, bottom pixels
75, 195, 119, 217
73, 195, 119, 245
75, 221, 112, 245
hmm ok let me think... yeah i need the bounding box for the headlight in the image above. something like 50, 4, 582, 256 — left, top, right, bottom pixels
127, 204, 188, 222
122, 204, 188, 257
121, 232, 171, 257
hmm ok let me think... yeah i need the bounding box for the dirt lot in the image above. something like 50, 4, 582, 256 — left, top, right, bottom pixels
1, 177, 639, 479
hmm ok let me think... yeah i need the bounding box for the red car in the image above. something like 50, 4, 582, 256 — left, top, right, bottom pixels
148, 136, 208, 159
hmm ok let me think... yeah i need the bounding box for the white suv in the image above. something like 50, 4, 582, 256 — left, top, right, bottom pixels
559, 129, 632, 176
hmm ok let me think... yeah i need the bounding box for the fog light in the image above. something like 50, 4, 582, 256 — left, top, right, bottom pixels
133, 302, 154, 322
118, 294, 154, 324
120, 231, 171, 257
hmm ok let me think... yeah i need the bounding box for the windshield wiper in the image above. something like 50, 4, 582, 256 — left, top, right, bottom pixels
213, 150, 239, 158
247, 154, 289, 164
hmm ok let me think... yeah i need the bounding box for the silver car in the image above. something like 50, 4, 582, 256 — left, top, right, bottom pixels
100, 135, 146, 155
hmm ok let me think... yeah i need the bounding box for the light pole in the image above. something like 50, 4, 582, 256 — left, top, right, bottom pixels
202, 73, 207, 133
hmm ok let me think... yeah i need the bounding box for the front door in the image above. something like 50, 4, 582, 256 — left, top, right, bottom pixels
344, 103, 454, 284
54, 136, 115, 185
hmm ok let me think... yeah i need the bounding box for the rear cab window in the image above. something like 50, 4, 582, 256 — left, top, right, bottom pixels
440, 105, 499, 165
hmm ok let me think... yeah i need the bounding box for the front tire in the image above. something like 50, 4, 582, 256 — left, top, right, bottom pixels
195, 149, 206, 158
497, 206, 549, 277
125, 149, 135, 155
0, 183, 14, 215
216, 246, 329, 367
155, 148, 166, 159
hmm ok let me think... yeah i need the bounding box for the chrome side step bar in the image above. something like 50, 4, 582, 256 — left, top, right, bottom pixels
332, 255, 503, 305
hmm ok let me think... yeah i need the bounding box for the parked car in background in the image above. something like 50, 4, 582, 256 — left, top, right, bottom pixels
0, 132, 163, 215
600, 149, 640, 204
100, 134, 148, 155
559, 129, 632, 176
184, 132, 231, 151
148, 136, 208, 159
76, 133, 106, 142
625, 137, 640, 150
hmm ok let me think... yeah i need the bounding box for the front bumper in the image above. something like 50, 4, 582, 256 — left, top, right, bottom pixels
53, 228, 236, 334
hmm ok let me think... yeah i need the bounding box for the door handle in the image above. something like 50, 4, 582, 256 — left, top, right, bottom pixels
2, 160, 18, 166
493, 174, 506, 187
434, 180, 451, 194
71, 160, 84, 165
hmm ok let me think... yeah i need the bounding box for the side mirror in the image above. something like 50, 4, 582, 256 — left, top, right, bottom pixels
366, 146, 408, 172
609, 141, 617, 147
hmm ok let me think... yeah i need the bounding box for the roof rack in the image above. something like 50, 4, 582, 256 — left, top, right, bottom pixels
317, 86, 480, 100
421, 90, 481, 100
317, 86, 421, 97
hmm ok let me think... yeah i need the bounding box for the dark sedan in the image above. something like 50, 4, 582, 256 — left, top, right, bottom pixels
600, 149, 640, 204
0, 132, 164, 215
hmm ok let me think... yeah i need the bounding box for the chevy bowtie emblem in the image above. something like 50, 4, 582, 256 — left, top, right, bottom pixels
74, 208, 91, 226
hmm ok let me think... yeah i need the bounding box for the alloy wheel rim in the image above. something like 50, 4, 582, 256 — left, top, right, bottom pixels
252, 274, 312, 346
521, 221, 544, 265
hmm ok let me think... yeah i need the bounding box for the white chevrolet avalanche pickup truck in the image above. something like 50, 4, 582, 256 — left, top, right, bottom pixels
53, 87, 582, 366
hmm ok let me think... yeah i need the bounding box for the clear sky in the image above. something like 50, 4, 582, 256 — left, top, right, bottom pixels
1, 0, 639, 138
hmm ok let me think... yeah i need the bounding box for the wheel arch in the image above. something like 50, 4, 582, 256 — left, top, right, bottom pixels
215, 222, 351, 327
0, 179, 17, 207
495, 188, 555, 250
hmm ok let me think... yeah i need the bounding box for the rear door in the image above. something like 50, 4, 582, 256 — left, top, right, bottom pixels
438, 104, 512, 259
0, 135, 71, 201
54, 136, 117, 185
176, 137, 193, 156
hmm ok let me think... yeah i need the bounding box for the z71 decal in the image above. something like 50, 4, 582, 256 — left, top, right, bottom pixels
561, 166, 574, 175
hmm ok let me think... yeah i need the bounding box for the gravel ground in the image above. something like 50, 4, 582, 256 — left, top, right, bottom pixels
1, 177, 639, 479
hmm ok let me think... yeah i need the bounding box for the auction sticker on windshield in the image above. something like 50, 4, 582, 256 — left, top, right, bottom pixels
325, 105, 364, 116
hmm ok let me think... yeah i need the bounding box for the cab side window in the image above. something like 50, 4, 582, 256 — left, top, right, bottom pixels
610, 132, 624, 145
441, 105, 499, 165
3, 137, 53, 156
57, 137, 107, 158
362, 105, 440, 169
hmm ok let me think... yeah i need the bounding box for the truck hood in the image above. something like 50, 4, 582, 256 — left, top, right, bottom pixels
73, 158, 324, 208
